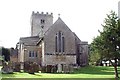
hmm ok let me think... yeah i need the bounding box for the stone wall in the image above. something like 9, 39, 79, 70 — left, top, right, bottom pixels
23, 46, 42, 65
80, 42, 88, 66
10, 56, 18, 62
44, 55, 76, 65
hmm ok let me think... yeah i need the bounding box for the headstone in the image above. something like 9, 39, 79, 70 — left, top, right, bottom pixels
57, 64, 62, 73
103, 63, 106, 66
1, 61, 13, 74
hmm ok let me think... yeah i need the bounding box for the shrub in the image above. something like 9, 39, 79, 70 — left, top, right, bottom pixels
13, 62, 20, 72
41, 66, 46, 73
24, 61, 40, 74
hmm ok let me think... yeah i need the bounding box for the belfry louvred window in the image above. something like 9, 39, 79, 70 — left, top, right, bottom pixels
41, 19, 45, 24
55, 31, 65, 53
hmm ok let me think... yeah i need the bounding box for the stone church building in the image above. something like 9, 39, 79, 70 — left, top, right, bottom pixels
18, 11, 88, 72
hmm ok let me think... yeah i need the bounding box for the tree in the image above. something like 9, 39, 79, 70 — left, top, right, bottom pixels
90, 11, 120, 79
89, 42, 101, 65
2, 47, 10, 62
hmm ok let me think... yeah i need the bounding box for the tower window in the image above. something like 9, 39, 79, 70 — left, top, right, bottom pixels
41, 25, 44, 28
41, 19, 45, 24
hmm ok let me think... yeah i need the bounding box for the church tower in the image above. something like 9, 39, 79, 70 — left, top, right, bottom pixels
30, 11, 53, 36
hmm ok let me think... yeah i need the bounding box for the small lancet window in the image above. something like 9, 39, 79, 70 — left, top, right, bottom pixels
29, 51, 31, 57
55, 31, 65, 53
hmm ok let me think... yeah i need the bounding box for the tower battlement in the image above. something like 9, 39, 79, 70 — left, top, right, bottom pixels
32, 11, 53, 16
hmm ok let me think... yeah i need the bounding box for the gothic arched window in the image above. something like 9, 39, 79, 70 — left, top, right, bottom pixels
55, 31, 65, 53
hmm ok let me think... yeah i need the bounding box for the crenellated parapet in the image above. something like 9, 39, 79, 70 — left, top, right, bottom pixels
32, 11, 53, 16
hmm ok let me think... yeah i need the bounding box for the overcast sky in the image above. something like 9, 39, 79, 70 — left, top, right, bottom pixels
0, 0, 119, 48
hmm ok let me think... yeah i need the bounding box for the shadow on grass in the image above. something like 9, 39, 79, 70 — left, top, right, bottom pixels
2, 73, 16, 78
31, 73, 42, 77
2, 72, 42, 78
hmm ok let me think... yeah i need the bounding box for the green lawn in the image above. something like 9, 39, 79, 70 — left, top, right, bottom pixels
1, 66, 120, 79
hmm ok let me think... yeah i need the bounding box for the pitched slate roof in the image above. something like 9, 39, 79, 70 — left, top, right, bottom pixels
20, 36, 41, 46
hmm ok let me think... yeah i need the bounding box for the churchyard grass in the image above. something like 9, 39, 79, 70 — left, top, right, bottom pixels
1, 66, 120, 79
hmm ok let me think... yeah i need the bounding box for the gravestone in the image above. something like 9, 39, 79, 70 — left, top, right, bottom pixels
1, 61, 13, 74
57, 64, 62, 73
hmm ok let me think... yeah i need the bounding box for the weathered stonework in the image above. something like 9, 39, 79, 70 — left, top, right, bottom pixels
44, 55, 76, 65
43, 18, 76, 66
79, 41, 88, 66
23, 46, 42, 65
